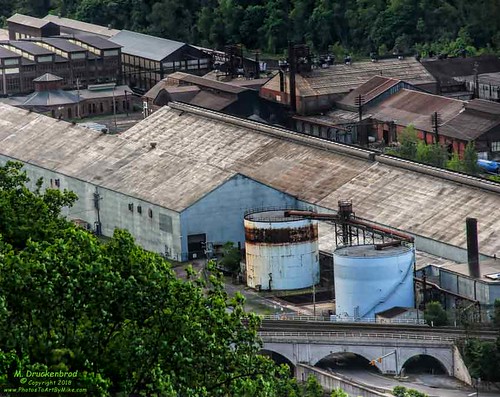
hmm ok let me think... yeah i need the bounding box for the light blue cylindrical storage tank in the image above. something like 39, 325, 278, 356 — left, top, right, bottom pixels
333, 244, 414, 320
244, 210, 320, 291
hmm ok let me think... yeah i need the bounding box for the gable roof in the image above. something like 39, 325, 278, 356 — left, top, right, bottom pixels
262, 58, 436, 98
440, 99, 500, 140
2, 102, 500, 257
109, 30, 185, 61
337, 76, 402, 109
368, 89, 465, 132
8, 14, 55, 29
43, 15, 120, 37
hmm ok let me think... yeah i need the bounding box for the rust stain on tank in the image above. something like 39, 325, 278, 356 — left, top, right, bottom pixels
245, 224, 318, 245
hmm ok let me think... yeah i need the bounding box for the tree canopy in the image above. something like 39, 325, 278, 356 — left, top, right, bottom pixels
3, 0, 500, 56
0, 160, 310, 396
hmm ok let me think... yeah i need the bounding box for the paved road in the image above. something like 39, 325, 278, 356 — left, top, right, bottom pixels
330, 369, 500, 397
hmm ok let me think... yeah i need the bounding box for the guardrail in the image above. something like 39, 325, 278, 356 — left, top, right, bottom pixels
261, 314, 427, 325
259, 331, 455, 342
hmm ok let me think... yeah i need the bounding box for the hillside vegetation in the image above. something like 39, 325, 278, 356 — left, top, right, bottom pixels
2, 0, 500, 57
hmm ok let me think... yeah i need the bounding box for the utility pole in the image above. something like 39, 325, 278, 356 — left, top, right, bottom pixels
431, 111, 441, 143
473, 61, 479, 99
112, 84, 117, 133
124, 90, 129, 117
76, 78, 81, 118
354, 94, 365, 122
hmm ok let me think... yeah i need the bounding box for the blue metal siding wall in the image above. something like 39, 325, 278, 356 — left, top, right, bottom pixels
180, 174, 299, 261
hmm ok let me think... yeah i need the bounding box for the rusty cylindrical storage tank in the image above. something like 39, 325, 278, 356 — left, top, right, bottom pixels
244, 210, 320, 290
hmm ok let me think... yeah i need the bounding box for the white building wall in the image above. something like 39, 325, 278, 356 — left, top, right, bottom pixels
0, 156, 182, 259
180, 174, 299, 261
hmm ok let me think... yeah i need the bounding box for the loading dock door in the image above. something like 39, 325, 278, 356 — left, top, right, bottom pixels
187, 233, 206, 259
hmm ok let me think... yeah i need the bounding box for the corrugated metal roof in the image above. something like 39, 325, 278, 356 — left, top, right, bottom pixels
40, 37, 86, 53
368, 89, 464, 132
43, 15, 120, 38
0, 29, 9, 41
71, 34, 121, 50
8, 13, 53, 29
440, 260, 500, 283
337, 76, 401, 108
20, 90, 79, 106
189, 90, 236, 111
0, 46, 21, 59
1, 102, 500, 257
262, 58, 436, 97
440, 99, 500, 140
33, 73, 62, 82
4, 40, 53, 55
167, 72, 248, 94
110, 30, 185, 61
422, 55, 500, 86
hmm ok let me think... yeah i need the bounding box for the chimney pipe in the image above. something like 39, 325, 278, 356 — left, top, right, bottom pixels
466, 217, 480, 279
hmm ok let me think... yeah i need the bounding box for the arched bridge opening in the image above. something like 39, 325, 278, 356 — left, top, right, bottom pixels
315, 352, 382, 374
259, 349, 295, 375
402, 354, 448, 376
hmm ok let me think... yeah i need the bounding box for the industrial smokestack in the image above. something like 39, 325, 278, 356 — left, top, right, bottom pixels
288, 41, 297, 113
466, 217, 480, 279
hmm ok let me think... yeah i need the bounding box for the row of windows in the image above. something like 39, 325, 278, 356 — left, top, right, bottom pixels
127, 203, 173, 233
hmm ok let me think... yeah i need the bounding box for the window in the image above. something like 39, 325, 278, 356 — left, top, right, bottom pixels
4, 58, 18, 66
37, 55, 53, 63
128, 203, 134, 212
148, 208, 153, 218
159, 213, 172, 233
54, 179, 60, 188
103, 49, 119, 57
71, 52, 86, 60
137, 205, 142, 214
492, 141, 500, 152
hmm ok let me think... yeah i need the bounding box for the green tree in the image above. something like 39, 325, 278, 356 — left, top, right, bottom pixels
0, 161, 77, 250
219, 241, 242, 273
424, 301, 449, 326
301, 375, 323, 397
415, 142, 447, 167
493, 299, 500, 330
463, 142, 480, 175
398, 125, 419, 160
331, 387, 348, 397
446, 152, 464, 172
0, 161, 299, 396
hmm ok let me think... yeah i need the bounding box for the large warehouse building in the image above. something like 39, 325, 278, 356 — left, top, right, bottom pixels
1, 102, 500, 264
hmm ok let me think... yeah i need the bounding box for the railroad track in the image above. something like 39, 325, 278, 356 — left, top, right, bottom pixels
259, 319, 499, 340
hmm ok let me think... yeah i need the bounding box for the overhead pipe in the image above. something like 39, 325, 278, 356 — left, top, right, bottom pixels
284, 210, 414, 243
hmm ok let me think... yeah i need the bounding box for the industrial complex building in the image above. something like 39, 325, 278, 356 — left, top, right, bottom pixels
1, 14, 122, 95
1, 100, 500, 261
1, 99, 500, 318
260, 57, 437, 115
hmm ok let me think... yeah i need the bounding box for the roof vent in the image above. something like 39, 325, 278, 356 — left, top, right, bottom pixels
150, 142, 157, 149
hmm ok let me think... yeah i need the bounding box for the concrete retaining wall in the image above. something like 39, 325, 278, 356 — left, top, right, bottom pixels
453, 346, 472, 386
297, 364, 390, 397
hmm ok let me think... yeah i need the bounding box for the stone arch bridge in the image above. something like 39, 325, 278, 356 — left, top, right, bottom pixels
260, 330, 470, 382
